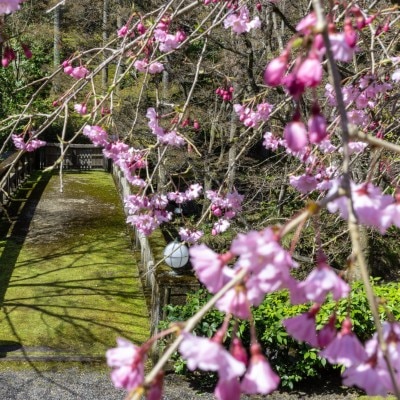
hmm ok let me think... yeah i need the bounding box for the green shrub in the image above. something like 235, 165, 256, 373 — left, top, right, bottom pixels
159, 279, 400, 388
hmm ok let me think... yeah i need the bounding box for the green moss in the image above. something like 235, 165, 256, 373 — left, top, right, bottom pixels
0, 171, 149, 360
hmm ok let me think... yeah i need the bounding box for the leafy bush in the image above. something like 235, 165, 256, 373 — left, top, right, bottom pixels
159, 279, 400, 388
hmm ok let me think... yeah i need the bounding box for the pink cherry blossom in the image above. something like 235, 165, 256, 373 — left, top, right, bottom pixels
327, 180, 393, 229
264, 53, 288, 87
74, 103, 87, 115
299, 260, 350, 303
215, 377, 241, 400
189, 244, 231, 293
223, 6, 261, 35
0, 0, 22, 15
25, 139, 47, 152
179, 227, 203, 243
283, 306, 320, 348
263, 131, 280, 151
178, 332, 246, 380
342, 360, 389, 396
117, 25, 129, 37
241, 343, 280, 395
70, 65, 89, 79
318, 315, 337, 348
296, 55, 323, 88
308, 109, 327, 143
134, 59, 147, 72
329, 33, 355, 62
216, 284, 251, 319
83, 125, 109, 147
284, 120, 308, 152
148, 62, 164, 74
106, 337, 145, 391
320, 318, 367, 367
289, 174, 318, 194
296, 12, 317, 35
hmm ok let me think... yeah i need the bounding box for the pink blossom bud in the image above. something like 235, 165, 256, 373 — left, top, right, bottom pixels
137, 22, 146, 35
2, 58, 10, 67
256, 3, 262, 11
263, 54, 288, 87
4, 46, 16, 61
308, 105, 327, 143
344, 20, 357, 48
181, 118, 190, 127
230, 338, 248, 366
22, 44, 32, 59
193, 120, 200, 130
175, 30, 186, 42
296, 55, 322, 88
117, 25, 129, 37
64, 65, 73, 75
284, 120, 308, 152
62, 60, 70, 68
71, 66, 89, 79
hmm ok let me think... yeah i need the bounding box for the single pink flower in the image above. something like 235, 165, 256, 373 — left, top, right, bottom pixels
214, 377, 241, 400
241, 343, 280, 395
106, 337, 145, 391
189, 245, 232, 293
71, 65, 89, 79
148, 62, 164, 74
284, 120, 308, 152
343, 360, 389, 396
296, 55, 323, 88
317, 314, 337, 348
296, 12, 317, 35
283, 305, 319, 348
299, 260, 349, 303
74, 103, 87, 115
117, 25, 129, 37
83, 125, 109, 147
308, 106, 327, 143
320, 318, 367, 367
179, 332, 246, 380
263, 53, 288, 87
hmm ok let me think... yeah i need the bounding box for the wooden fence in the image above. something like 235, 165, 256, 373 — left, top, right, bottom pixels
0, 152, 34, 207
38, 143, 109, 171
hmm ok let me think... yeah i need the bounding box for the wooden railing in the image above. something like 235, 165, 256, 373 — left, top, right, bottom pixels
38, 143, 109, 171
0, 152, 34, 207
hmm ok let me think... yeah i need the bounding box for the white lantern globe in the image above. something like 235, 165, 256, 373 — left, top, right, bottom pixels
163, 241, 189, 269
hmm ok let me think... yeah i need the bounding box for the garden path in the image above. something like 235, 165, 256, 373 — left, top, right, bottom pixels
0, 170, 149, 362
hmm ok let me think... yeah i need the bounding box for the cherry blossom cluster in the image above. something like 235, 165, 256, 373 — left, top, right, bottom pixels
215, 86, 234, 102
327, 179, 400, 234
153, 17, 186, 53
206, 189, 243, 235
0, 0, 24, 15
83, 125, 147, 187
133, 59, 164, 74
223, 5, 261, 35
146, 108, 185, 147
125, 193, 172, 236
62, 60, 89, 79
233, 102, 273, 128
325, 75, 393, 130
11, 134, 46, 152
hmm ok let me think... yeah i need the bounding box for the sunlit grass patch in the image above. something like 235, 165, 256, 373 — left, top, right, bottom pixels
0, 171, 149, 361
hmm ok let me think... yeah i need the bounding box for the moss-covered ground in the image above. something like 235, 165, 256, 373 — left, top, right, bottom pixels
0, 170, 149, 361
